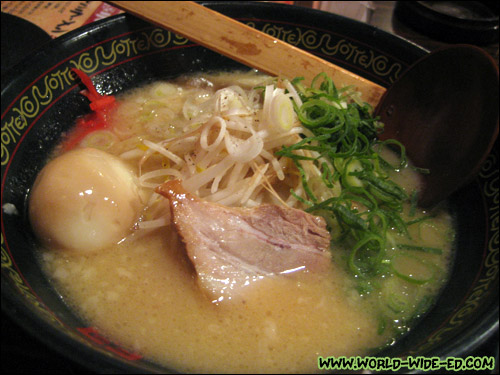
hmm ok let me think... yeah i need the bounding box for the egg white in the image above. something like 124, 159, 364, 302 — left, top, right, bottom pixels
29, 147, 143, 252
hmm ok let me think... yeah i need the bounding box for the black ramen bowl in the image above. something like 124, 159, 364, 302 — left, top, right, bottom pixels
1, 2, 498, 373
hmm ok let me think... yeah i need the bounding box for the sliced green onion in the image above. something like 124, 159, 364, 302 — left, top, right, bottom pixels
391, 254, 436, 284
270, 91, 296, 131
276, 72, 443, 300
348, 234, 385, 277
409, 190, 418, 217
396, 244, 443, 255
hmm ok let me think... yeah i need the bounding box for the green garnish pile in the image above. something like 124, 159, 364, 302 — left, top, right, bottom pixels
277, 73, 438, 296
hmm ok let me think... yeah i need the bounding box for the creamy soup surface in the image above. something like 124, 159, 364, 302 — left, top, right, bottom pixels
35, 71, 455, 373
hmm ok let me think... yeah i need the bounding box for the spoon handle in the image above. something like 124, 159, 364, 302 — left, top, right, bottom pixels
109, 1, 386, 106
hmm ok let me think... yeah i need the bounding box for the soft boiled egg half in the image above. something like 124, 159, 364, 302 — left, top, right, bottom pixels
29, 147, 143, 252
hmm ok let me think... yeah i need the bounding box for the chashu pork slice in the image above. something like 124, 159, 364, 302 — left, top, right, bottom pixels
156, 180, 331, 302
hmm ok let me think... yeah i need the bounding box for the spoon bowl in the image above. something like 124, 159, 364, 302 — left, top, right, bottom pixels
375, 45, 499, 207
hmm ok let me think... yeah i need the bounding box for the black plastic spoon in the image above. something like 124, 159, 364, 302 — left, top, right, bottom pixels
375, 45, 498, 207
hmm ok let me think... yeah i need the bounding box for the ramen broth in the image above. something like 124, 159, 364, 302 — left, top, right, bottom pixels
35, 72, 454, 373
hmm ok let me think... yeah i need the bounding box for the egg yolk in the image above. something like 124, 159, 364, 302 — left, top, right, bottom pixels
29, 147, 143, 252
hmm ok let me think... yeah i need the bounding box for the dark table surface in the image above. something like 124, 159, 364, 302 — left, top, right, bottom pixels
2, 1, 499, 373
